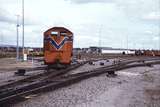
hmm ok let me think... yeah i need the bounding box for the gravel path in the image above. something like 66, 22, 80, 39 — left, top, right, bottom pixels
69, 59, 113, 74
13, 64, 160, 107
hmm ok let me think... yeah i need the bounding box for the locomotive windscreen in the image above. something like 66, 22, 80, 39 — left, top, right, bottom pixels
60, 31, 67, 36
51, 31, 58, 35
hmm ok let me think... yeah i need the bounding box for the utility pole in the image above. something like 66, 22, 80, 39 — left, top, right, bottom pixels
0, 32, 1, 45
16, 15, 20, 61
159, 0, 160, 51
98, 25, 102, 54
1, 31, 4, 53
126, 33, 128, 54
22, 0, 25, 60
98, 25, 102, 48
159, 26, 160, 51
159, 33, 160, 51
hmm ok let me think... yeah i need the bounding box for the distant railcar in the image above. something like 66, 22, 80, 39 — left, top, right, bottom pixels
135, 50, 144, 56
44, 27, 73, 68
144, 50, 160, 56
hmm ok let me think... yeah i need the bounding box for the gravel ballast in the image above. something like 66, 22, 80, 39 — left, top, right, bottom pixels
13, 64, 160, 107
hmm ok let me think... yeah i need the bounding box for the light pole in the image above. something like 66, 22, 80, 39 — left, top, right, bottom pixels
98, 25, 102, 48
0, 32, 3, 46
98, 25, 102, 54
158, 0, 160, 51
16, 15, 20, 61
22, 0, 24, 60
126, 33, 129, 54
159, 34, 160, 51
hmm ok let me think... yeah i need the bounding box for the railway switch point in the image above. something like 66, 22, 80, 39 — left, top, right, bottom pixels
100, 62, 104, 66
107, 70, 117, 77
89, 61, 94, 65
15, 69, 26, 76
106, 59, 109, 62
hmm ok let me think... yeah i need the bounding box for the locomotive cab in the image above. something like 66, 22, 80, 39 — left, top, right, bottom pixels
44, 27, 73, 68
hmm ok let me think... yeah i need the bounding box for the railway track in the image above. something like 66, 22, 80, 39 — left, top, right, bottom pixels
0, 59, 101, 91
0, 57, 160, 106
0, 61, 88, 90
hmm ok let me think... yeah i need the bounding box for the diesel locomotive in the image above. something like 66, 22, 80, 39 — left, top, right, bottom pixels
44, 27, 73, 68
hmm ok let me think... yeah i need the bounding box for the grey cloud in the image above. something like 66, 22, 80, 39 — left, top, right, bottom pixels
66, 0, 114, 4
115, 0, 160, 19
0, 7, 39, 26
0, 0, 17, 4
142, 12, 160, 24
0, 8, 15, 24
24, 19, 40, 26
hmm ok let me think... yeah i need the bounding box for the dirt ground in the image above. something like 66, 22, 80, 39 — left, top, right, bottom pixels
0, 58, 41, 72
0, 58, 43, 86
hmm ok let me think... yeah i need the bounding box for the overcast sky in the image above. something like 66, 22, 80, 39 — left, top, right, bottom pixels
0, 0, 160, 49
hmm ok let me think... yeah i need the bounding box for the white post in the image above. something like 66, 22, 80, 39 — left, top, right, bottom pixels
16, 15, 20, 61
126, 33, 128, 54
98, 25, 102, 54
22, 0, 25, 61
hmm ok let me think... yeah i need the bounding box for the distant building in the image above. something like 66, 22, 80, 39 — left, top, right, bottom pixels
88, 47, 101, 54
73, 48, 81, 54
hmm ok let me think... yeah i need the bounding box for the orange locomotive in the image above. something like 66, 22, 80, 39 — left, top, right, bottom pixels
44, 27, 73, 68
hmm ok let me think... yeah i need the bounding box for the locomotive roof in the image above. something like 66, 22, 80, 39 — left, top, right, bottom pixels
44, 27, 73, 34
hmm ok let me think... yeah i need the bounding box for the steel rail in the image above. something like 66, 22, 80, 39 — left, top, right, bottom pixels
0, 61, 87, 93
